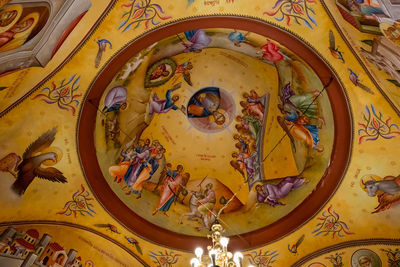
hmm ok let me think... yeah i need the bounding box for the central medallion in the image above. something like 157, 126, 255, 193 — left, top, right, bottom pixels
186, 87, 235, 133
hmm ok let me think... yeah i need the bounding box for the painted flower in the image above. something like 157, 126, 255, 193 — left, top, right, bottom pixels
264, 0, 317, 29
119, 0, 171, 32
32, 74, 81, 116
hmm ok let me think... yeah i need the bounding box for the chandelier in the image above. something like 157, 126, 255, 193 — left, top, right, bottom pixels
190, 223, 253, 267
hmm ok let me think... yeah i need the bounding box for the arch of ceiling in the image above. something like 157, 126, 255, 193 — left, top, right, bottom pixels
0, 0, 399, 266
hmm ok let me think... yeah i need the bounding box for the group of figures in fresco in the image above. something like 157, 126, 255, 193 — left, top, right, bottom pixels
230, 90, 265, 186
277, 82, 325, 152
109, 138, 166, 199
98, 27, 331, 235
93, 27, 400, 239
108, 138, 220, 229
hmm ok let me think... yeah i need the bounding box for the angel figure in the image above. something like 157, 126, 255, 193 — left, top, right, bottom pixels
277, 82, 324, 152
11, 127, 67, 195
171, 61, 193, 86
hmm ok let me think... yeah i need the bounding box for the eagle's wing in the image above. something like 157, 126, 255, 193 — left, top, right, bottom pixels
329, 30, 335, 50
34, 166, 67, 183
23, 127, 57, 159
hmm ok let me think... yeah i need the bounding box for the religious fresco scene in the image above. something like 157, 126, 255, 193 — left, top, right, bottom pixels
0, 0, 399, 266
94, 28, 335, 236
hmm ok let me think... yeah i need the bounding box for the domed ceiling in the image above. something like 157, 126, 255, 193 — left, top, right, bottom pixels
0, 0, 399, 266
84, 26, 348, 245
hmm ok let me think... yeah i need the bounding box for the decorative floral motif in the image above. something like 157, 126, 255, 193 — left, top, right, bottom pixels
57, 185, 95, 217
245, 250, 278, 267
149, 251, 181, 267
32, 74, 81, 116
119, 0, 171, 32
264, 0, 317, 29
326, 252, 344, 267
312, 205, 353, 238
358, 105, 400, 144
382, 248, 400, 267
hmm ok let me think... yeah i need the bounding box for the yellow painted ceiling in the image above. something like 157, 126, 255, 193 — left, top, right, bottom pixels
0, 0, 400, 267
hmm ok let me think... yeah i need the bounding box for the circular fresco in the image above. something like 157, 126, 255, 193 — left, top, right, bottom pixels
78, 17, 351, 250
351, 249, 382, 267
186, 87, 235, 133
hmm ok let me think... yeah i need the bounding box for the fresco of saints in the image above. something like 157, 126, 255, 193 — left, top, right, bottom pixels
254, 176, 305, 206
0, 6, 19, 28
182, 29, 211, 53
148, 84, 181, 117
197, 183, 216, 218
228, 30, 249, 47
347, 0, 384, 21
187, 87, 226, 126
130, 143, 165, 199
0, 12, 39, 53
278, 82, 324, 152
149, 63, 170, 82
108, 146, 136, 183
123, 139, 151, 191
102, 86, 127, 113
152, 165, 185, 216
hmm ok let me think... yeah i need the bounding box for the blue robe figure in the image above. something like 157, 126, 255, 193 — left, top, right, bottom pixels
187, 87, 221, 118
228, 32, 247, 46
284, 110, 320, 149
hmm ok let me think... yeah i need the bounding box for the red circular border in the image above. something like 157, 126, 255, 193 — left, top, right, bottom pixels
78, 17, 351, 251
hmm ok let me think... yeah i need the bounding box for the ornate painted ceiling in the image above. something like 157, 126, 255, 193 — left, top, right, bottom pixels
0, 0, 399, 266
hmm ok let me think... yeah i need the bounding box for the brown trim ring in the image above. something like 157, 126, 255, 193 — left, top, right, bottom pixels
78, 16, 352, 251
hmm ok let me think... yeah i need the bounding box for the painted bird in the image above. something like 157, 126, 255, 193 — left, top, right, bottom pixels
95, 39, 112, 68
11, 128, 67, 195
125, 236, 143, 255
348, 68, 374, 94
288, 234, 305, 255
94, 224, 121, 234
329, 30, 345, 63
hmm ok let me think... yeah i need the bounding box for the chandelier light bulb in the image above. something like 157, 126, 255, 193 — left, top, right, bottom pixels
195, 247, 203, 259
233, 251, 243, 266
209, 248, 217, 258
209, 249, 217, 265
220, 237, 229, 248
190, 258, 200, 267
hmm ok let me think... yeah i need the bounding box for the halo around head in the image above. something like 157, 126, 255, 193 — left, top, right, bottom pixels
0, 4, 22, 33
41, 147, 63, 166
359, 174, 382, 192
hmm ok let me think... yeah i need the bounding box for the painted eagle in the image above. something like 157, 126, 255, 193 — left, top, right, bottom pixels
11, 127, 67, 195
